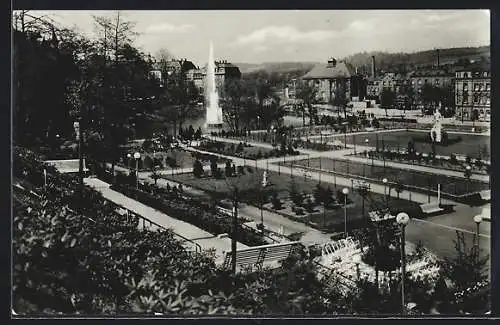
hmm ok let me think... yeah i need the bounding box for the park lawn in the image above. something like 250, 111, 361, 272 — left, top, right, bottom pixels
287, 157, 490, 196
163, 166, 423, 232
320, 130, 490, 159
305, 194, 423, 231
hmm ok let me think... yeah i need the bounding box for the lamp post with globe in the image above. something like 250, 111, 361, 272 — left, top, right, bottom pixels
342, 187, 349, 238
127, 153, 132, 175
383, 178, 388, 208
473, 214, 483, 255
396, 212, 410, 315
134, 152, 141, 190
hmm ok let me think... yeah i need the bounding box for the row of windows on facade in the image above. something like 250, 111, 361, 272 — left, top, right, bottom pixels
457, 95, 491, 105
373, 79, 450, 87
459, 109, 490, 118
456, 71, 490, 78
461, 83, 491, 91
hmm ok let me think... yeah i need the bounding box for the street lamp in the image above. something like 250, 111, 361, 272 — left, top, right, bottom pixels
473, 214, 482, 252
365, 138, 369, 158
73, 121, 84, 196
383, 178, 388, 208
342, 188, 349, 238
127, 153, 132, 175
134, 152, 141, 190
465, 165, 472, 193
396, 212, 410, 315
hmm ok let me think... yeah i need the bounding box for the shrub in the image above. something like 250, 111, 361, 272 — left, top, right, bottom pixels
304, 198, 315, 213
193, 160, 204, 178
225, 161, 233, 177
271, 193, 282, 210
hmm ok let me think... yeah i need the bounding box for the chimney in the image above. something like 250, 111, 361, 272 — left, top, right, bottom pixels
327, 57, 337, 68
436, 49, 440, 68
371, 56, 376, 78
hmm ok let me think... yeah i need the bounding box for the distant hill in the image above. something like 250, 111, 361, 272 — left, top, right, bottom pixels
342, 46, 490, 74
236, 61, 319, 74
233, 45, 490, 86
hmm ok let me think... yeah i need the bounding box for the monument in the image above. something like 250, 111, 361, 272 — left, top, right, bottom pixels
430, 104, 443, 143
205, 41, 224, 130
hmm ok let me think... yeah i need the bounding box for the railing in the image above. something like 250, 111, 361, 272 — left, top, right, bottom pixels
241, 223, 280, 244
107, 200, 203, 253
313, 260, 357, 291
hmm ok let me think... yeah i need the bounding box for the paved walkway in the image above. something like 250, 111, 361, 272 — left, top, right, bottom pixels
237, 204, 333, 246
84, 177, 248, 262
339, 154, 489, 183
200, 137, 490, 183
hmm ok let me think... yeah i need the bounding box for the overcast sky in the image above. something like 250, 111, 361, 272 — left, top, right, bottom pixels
27, 10, 490, 64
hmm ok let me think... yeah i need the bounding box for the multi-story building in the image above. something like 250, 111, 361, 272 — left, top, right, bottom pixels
186, 60, 241, 98
455, 63, 491, 121
407, 69, 454, 107
366, 76, 382, 99
151, 58, 197, 87
301, 57, 364, 104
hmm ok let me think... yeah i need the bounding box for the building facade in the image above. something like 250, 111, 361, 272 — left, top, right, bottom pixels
455, 65, 491, 121
185, 60, 241, 98
301, 58, 361, 104
407, 69, 454, 107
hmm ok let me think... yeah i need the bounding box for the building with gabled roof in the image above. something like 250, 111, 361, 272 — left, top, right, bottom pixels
302, 58, 365, 104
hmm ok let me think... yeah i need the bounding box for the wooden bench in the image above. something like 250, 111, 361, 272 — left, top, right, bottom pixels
479, 190, 491, 201
222, 241, 301, 272
420, 202, 444, 215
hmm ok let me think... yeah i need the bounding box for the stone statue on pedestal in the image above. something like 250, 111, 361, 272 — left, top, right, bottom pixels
430, 105, 443, 143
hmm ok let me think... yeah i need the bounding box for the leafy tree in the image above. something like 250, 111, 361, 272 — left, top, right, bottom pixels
380, 89, 396, 115
296, 82, 318, 126
393, 181, 405, 199
313, 184, 324, 205
440, 231, 490, 313
150, 168, 161, 186
289, 180, 303, 206
210, 158, 218, 178
356, 184, 370, 223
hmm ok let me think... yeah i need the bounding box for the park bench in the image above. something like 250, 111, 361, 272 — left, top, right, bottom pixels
479, 190, 491, 201
222, 241, 301, 272
419, 202, 444, 215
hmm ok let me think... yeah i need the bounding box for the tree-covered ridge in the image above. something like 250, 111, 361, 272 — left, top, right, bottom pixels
342, 46, 490, 74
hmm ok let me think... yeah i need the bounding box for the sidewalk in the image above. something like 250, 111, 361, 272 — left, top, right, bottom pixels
84, 177, 248, 262
238, 204, 333, 246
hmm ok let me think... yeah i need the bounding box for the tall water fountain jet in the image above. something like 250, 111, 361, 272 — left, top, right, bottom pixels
205, 41, 223, 129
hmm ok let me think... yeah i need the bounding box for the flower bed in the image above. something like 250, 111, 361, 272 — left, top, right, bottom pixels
198, 140, 300, 159
110, 182, 268, 247
287, 158, 490, 197
352, 151, 490, 176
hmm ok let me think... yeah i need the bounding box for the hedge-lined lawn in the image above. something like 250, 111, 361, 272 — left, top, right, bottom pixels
162, 167, 423, 232
319, 130, 490, 159
118, 149, 225, 171
287, 158, 490, 196
198, 140, 294, 159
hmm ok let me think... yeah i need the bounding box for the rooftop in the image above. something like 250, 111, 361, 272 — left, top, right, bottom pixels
302, 61, 355, 79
